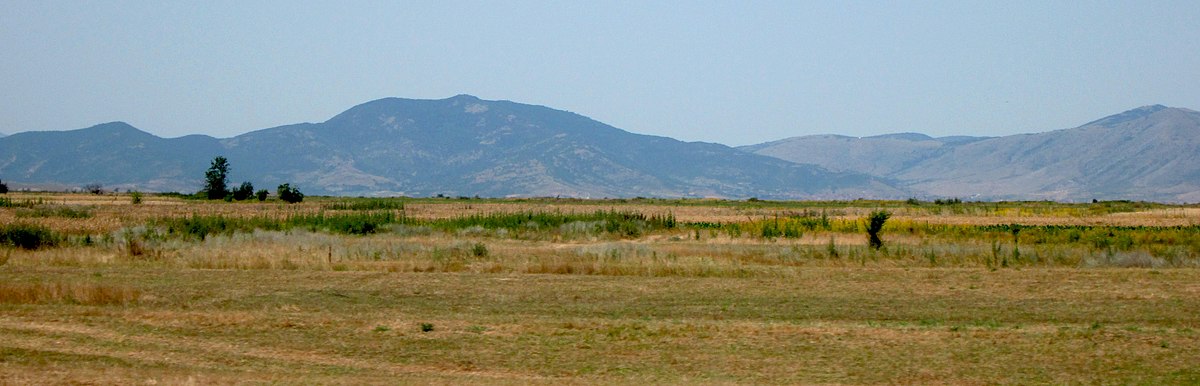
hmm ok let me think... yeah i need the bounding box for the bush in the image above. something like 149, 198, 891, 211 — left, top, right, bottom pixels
277, 183, 304, 204
232, 182, 255, 201
934, 197, 962, 205
130, 191, 143, 205
158, 215, 284, 241
471, 242, 489, 257
255, 189, 268, 201
289, 212, 395, 235
0, 179, 8, 194
83, 183, 104, 195
0, 224, 59, 250
866, 210, 891, 250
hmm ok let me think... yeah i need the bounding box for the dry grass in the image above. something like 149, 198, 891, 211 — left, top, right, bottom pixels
1, 268, 1198, 384
0, 281, 140, 305
3, 193, 1200, 383
5, 192, 1196, 237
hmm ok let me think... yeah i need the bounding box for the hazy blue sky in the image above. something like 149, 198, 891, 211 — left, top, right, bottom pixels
2, 1, 1198, 145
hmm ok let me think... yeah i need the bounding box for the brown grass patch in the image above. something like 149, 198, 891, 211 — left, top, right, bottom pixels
0, 281, 140, 305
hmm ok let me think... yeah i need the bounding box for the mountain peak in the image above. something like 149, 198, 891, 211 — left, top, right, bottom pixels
866, 132, 935, 141
91, 121, 137, 130
1082, 104, 1171, 127
327, 95, 491, 125
80, 121, 153, 136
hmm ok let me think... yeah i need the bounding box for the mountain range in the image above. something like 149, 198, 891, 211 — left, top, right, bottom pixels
1, 97, 1196, 202
0, 95, 896, 199
743, 105, 1200, 202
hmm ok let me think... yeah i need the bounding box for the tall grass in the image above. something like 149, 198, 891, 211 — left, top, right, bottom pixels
0, 197, 46, 208
156, 211, 398, 240
14, 205, 93, 219
431, 210, 676, 237
0, 281, 140, 305
153, 210, 677, 240
321, 198, 406, 211
0, 224, 60, 249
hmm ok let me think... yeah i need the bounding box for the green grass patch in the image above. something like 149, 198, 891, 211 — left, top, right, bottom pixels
321, 198, 406, 211
0, 224, 60, 250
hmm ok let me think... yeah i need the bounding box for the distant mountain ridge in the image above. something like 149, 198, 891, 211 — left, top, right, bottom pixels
741, 133, 991, 177
0, 95, 899, 199
743, 105, 1200, 202
5, 98, 1195, 201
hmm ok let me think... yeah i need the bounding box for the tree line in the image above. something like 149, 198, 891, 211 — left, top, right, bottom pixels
202, 156, 303, 203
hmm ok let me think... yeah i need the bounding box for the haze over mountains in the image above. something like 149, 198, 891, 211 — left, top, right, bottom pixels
0, 95, 896, 199
1, 96, 1196, 202
744, 105, 1200, 202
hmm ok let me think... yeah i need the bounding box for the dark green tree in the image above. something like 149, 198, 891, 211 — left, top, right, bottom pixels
203, 156, 230, 200
232, 181, 255, 201
255, 189, 269, 201
277, 183, 304, 204
866, 210, 891, 250
0, 179, 8, 194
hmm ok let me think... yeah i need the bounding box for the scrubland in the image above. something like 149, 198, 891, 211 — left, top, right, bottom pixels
2, 193, 1199, 384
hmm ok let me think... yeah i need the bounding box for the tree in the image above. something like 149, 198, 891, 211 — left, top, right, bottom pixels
277, 183, 304, 204
83, 183, 104, 195
203, 156, 230, 200
866, 210, 891, 250
0, 179, 7, 194
255, 189, 268, 201
231, 181, 255, 201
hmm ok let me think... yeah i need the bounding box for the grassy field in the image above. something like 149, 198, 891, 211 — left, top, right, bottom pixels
2, 193, 1199, 384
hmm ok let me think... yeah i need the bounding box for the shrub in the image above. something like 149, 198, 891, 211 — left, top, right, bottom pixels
0, 224, 59, 250
158, 215, 284, 241
232, 182, 255, 201
471, 242, 489, 257
289, 212, 394, 235
277, 183, 304, 204
130, 191, 143, 205
0, 179, 7, 194
83, 183, 104, 195
866, 210, 891, 250
255, 189, 268, 201
934, 197, 962, 205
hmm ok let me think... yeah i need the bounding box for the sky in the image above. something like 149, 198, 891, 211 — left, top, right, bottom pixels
2, 1, 1198, 146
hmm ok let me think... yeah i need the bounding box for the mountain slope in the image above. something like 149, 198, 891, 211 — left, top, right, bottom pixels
745, 105, 1200, 202
740, 133, 989, 176
0, 122, 223, 191
0, 95, 902, 199
896, 105, 1200, 202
